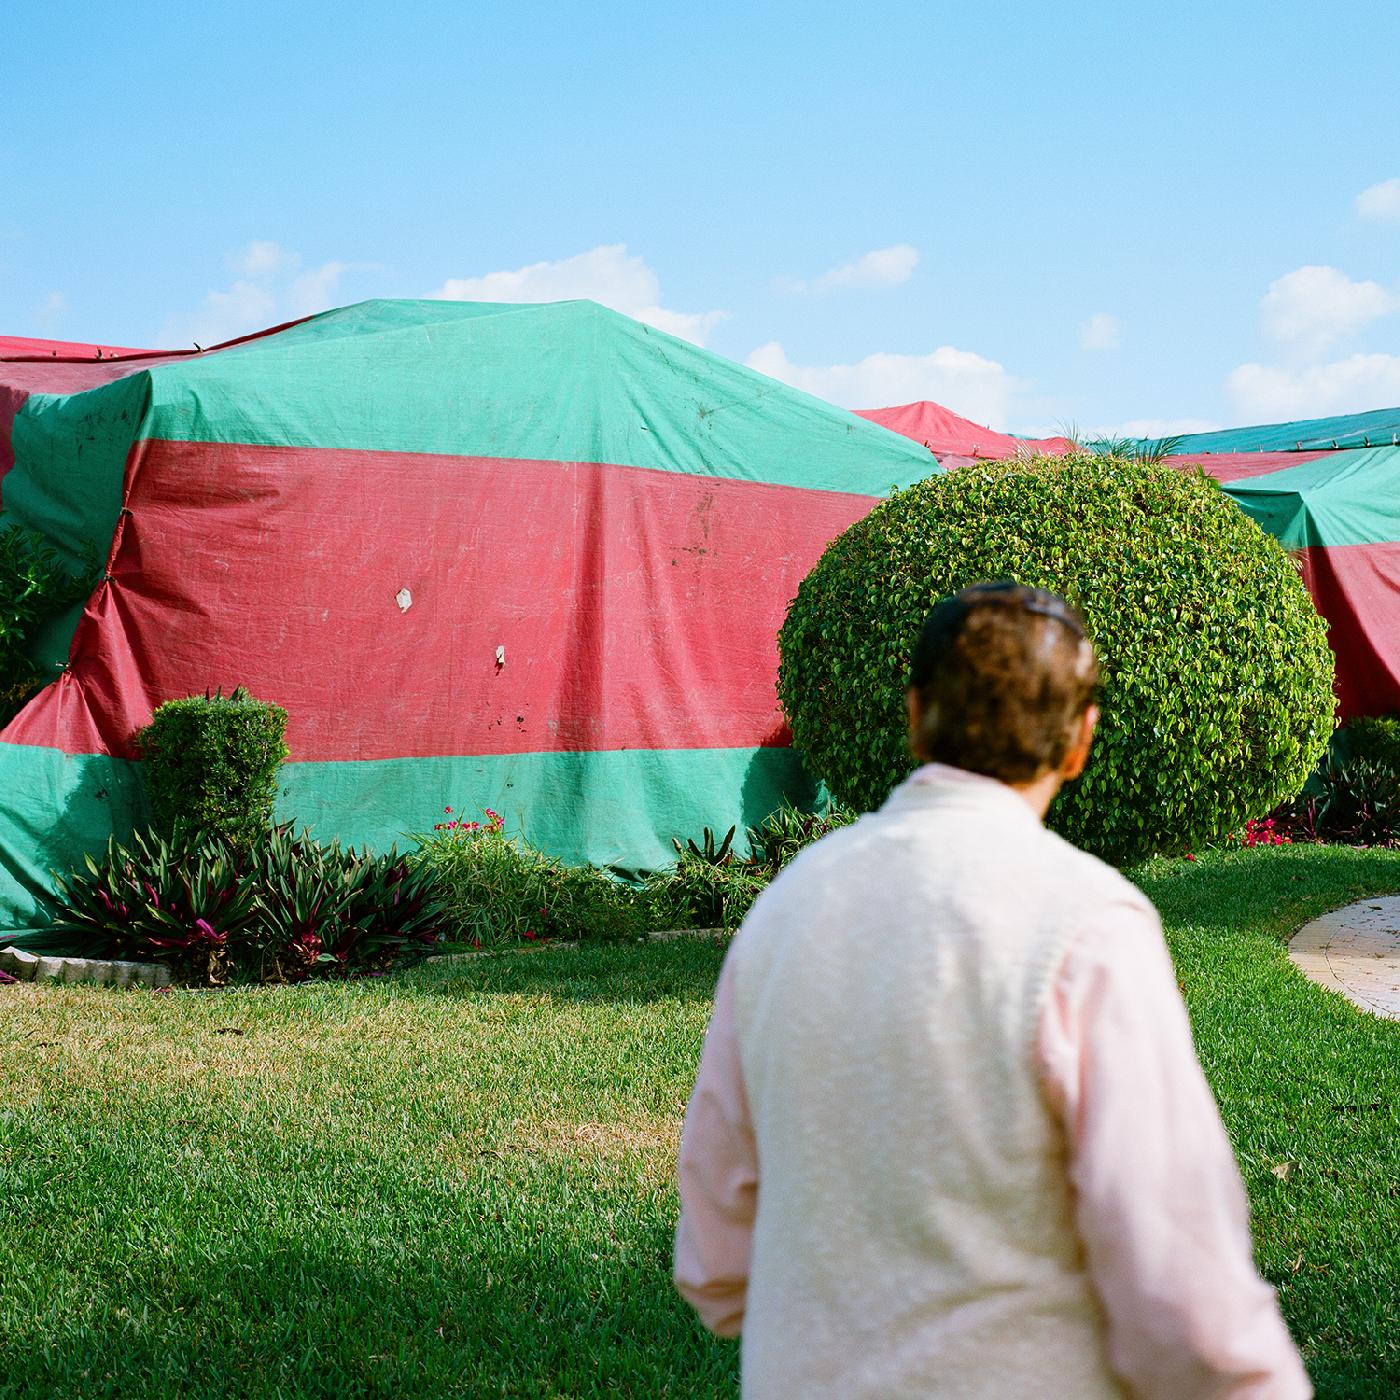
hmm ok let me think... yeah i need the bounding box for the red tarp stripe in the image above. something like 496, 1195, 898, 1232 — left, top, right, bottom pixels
3, 441, 880, 762
1167, 449, 1333, 484
856, 401, 1073, 461
0, 335, 153, 361
0, 317, 317, 422
1294, 542, 1400, 720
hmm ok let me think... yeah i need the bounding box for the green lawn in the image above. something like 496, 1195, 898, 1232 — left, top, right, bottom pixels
2, 846, 1399, 1398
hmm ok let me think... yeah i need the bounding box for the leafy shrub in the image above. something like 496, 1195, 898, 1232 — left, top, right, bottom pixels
1274, 753, 1400, 848
748, 799, 856, 872
778, 453, 1336, 866
1345, 715, 1400, 774
50, 825, 446, 985
0, 525, 96, 723
644, 851, 770, 931
138, 687, 289, 849
416, 808, 647, 947
644, 802, 857, 930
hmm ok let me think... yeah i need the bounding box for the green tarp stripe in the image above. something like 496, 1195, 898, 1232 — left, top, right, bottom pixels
0, 742, 822, 943
122, 300, 934, 497
1171, 407, 1400, 455
1220, 447, 1400, 549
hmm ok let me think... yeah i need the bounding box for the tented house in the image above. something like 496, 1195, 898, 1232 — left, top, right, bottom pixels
864, 400, 1400, 720
0, 300, 937, 940
855, 400, 1074, 465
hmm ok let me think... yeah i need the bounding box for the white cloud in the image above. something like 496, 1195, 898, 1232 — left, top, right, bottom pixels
159, 240, 354, 347
1227, 354, 1400, 422
1079, 313, 1121, 351
794, 243, 920, 292
1260, 264, 1397, 358
1221, 261, 1400, 423
746, 339, 1017, 421
287, 261, 351, 318
1356, 178, 1400, 224
34, 290, 68, 335
230, 239, 298, 279
430, 244, 727, 346
1090, 417, 1221, 439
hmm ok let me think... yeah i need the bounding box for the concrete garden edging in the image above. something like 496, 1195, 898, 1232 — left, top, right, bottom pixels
0, 944, 173, 989
1288, 896, 1400, 1020
0, 928, 726, 989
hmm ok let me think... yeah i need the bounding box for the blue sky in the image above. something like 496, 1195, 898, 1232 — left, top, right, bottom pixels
4, 1, 1400, 433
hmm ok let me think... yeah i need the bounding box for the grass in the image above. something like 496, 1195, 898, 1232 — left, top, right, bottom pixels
2, 845, 1399, 1397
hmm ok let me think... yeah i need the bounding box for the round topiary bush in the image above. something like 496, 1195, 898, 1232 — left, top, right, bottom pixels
777, 452, 1336, 865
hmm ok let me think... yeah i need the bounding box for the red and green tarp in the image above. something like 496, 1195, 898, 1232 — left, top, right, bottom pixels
0, 300, 938, 940
866, 402, 1400, 724
855, 400, 1074, 466
7, 304, 1399, 944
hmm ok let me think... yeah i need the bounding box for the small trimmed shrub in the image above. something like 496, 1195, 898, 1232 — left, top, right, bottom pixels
778, 453, 1336, 865
0, 525, 96, 723
416, 808, 647, 947
138, 687, 289, 848
50, 825, 446, 985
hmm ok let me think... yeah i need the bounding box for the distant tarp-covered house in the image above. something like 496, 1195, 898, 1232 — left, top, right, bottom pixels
864, 399, 1400, 721
0, 300, 938, 939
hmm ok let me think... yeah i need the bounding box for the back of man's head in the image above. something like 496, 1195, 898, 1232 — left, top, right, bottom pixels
909, 581, 1100, 783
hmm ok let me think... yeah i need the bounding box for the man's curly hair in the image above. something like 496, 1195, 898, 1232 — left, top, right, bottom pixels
909, 582, 1100, 783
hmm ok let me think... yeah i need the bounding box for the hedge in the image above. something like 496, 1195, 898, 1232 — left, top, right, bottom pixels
777, 453, 1336, 865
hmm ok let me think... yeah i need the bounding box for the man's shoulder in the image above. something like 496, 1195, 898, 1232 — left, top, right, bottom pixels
1035, 822, 1156, 918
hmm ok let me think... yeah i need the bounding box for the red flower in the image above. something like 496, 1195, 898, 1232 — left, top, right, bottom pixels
444, 806, 453, 814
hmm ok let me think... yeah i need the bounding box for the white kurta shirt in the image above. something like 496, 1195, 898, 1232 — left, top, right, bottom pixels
675, 764, 1310, 1399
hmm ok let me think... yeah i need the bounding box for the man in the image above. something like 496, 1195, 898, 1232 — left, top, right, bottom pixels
674, 582, 1310, 1398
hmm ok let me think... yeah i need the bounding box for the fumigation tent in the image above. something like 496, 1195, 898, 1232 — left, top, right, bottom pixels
0, 300, 937, 940
865, 400, 1400, 720
855, 400, 1074, 466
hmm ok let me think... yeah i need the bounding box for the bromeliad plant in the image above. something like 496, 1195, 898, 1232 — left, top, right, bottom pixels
1273, 751, 1400, 848
53, 828, 259, 985
748, 799, 856, 872
50, 825, 447, 985
251, 827, 447, 981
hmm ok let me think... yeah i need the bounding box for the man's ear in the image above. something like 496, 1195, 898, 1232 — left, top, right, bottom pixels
906, 688, 924, 760
1060, 704, 1099, 781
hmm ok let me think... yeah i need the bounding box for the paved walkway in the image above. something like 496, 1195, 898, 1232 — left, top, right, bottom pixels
1289, 895, 1400, 1020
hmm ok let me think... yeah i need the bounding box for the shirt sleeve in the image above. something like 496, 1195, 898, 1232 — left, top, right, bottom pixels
673, 950, 758, 1337
1038, 901, 1313, 1400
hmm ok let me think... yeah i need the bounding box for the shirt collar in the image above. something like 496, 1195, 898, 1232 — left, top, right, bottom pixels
885, 761, 1043, 825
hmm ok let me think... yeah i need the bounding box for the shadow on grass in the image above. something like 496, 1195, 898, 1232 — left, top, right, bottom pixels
1131, 845, 1400, 943
402, 937, 730, 1009
4, 1230, 737, 1400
